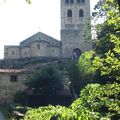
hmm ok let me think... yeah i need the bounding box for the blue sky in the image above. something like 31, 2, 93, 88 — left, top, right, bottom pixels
0, 0, 98, 59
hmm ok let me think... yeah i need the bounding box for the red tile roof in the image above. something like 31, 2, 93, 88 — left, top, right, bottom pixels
0, 69, 27, 73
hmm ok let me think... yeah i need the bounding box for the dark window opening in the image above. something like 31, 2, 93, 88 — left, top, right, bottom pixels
12, 51, 14, 55
67, 9, 72, 17
70, 0, 74, 3
77, 0, 85, 3
82, 0, 85, 3
73, 48, 82, 59
79, 9, 84, 17
38, 44, 40, 50
65, 0, 69, 3
10, 75, 18, 82
77, 0, 80, 3
65, 0, 74, 4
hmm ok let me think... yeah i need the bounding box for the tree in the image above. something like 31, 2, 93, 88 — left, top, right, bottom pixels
70, 0, 120, 119
25, 65, 64, 95
26, 0, 31, 4
67, 51, 95, 95
71, 83, 120, 119
93, 0, 120, 82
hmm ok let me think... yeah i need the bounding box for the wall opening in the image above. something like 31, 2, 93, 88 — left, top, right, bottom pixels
72, 48, 82, 59
67, 9, 72, 17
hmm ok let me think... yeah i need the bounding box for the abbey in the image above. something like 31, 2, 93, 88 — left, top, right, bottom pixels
4, 0, 91, 59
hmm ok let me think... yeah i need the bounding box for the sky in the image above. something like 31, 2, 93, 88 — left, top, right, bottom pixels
0, 0, 98, 59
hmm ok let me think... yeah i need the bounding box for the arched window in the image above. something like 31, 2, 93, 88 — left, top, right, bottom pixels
65, 0, 74, 4
77, 0, 80, 3
79, 9, 84, 17
67, 9, 72, 17
65, 0, 69, 3
81, 0, 85, 3
73, 48, 82, 59
38, 44, 40, 50
70, 0, 74, 3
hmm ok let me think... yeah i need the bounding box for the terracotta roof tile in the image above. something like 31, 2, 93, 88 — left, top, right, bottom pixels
0, 69, 27, 73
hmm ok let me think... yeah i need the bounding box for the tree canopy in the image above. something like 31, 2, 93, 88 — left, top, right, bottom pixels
25, 65, 64, 95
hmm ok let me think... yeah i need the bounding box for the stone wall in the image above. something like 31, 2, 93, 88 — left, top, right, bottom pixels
21, 47, 31, 58
30, 41, 50, 57
61, 0, 90, 30
4, 32, 61, 59
4, 46, 21, 59
61, 0, 91, 58
61, 30, 92, 58
0, 72, 27, 105
49, 46, 61, 58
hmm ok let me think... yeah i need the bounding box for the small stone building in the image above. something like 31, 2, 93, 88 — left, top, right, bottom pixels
0, 69, 28, 104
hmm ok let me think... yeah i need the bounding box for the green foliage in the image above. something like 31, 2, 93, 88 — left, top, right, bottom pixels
25, 65, 64, 95
93, 0, 120, 82
24, 105, 77, 120
82, 1, 120, 119
24, 83, 119, 119
20, 1, 120, 120
13, 91, 28, 106
78, 51, 95, 79
68, 51, 95, 95
71, 83, 120, 119
83, 18, 92, 43
0, 106, 10, 120
70, 1, 120, 120
26, 0, 31, 4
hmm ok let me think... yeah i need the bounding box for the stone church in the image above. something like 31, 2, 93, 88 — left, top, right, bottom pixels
0, 0, 92, 104
4, 0, 91, 59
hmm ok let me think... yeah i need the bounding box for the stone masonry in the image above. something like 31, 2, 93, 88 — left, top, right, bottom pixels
0, 69, 27, 104
4, 0, 91, 59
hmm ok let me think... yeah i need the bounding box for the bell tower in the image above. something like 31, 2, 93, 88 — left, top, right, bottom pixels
61, 0, 91, 58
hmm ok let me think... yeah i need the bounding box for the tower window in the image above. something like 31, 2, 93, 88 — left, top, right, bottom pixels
81, 0, 85, 3
67, 9, 72, 17
79, 9, 84, 17
77, 0, 80, 3
77, 0, 85, 3
65, 0, 69, 3
70, 0, 74, 3
65, 0, 74, 4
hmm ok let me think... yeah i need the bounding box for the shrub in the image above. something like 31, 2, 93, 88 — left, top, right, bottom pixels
71, 83, 120, 119
24, 105, 77, 120
13, 91, 28, 106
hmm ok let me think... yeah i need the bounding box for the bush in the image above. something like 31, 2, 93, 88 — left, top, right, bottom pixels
24, 105, 77, 120
13, 91, 28, 106
71, 83, 120, 119
68, 51, 95, 95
